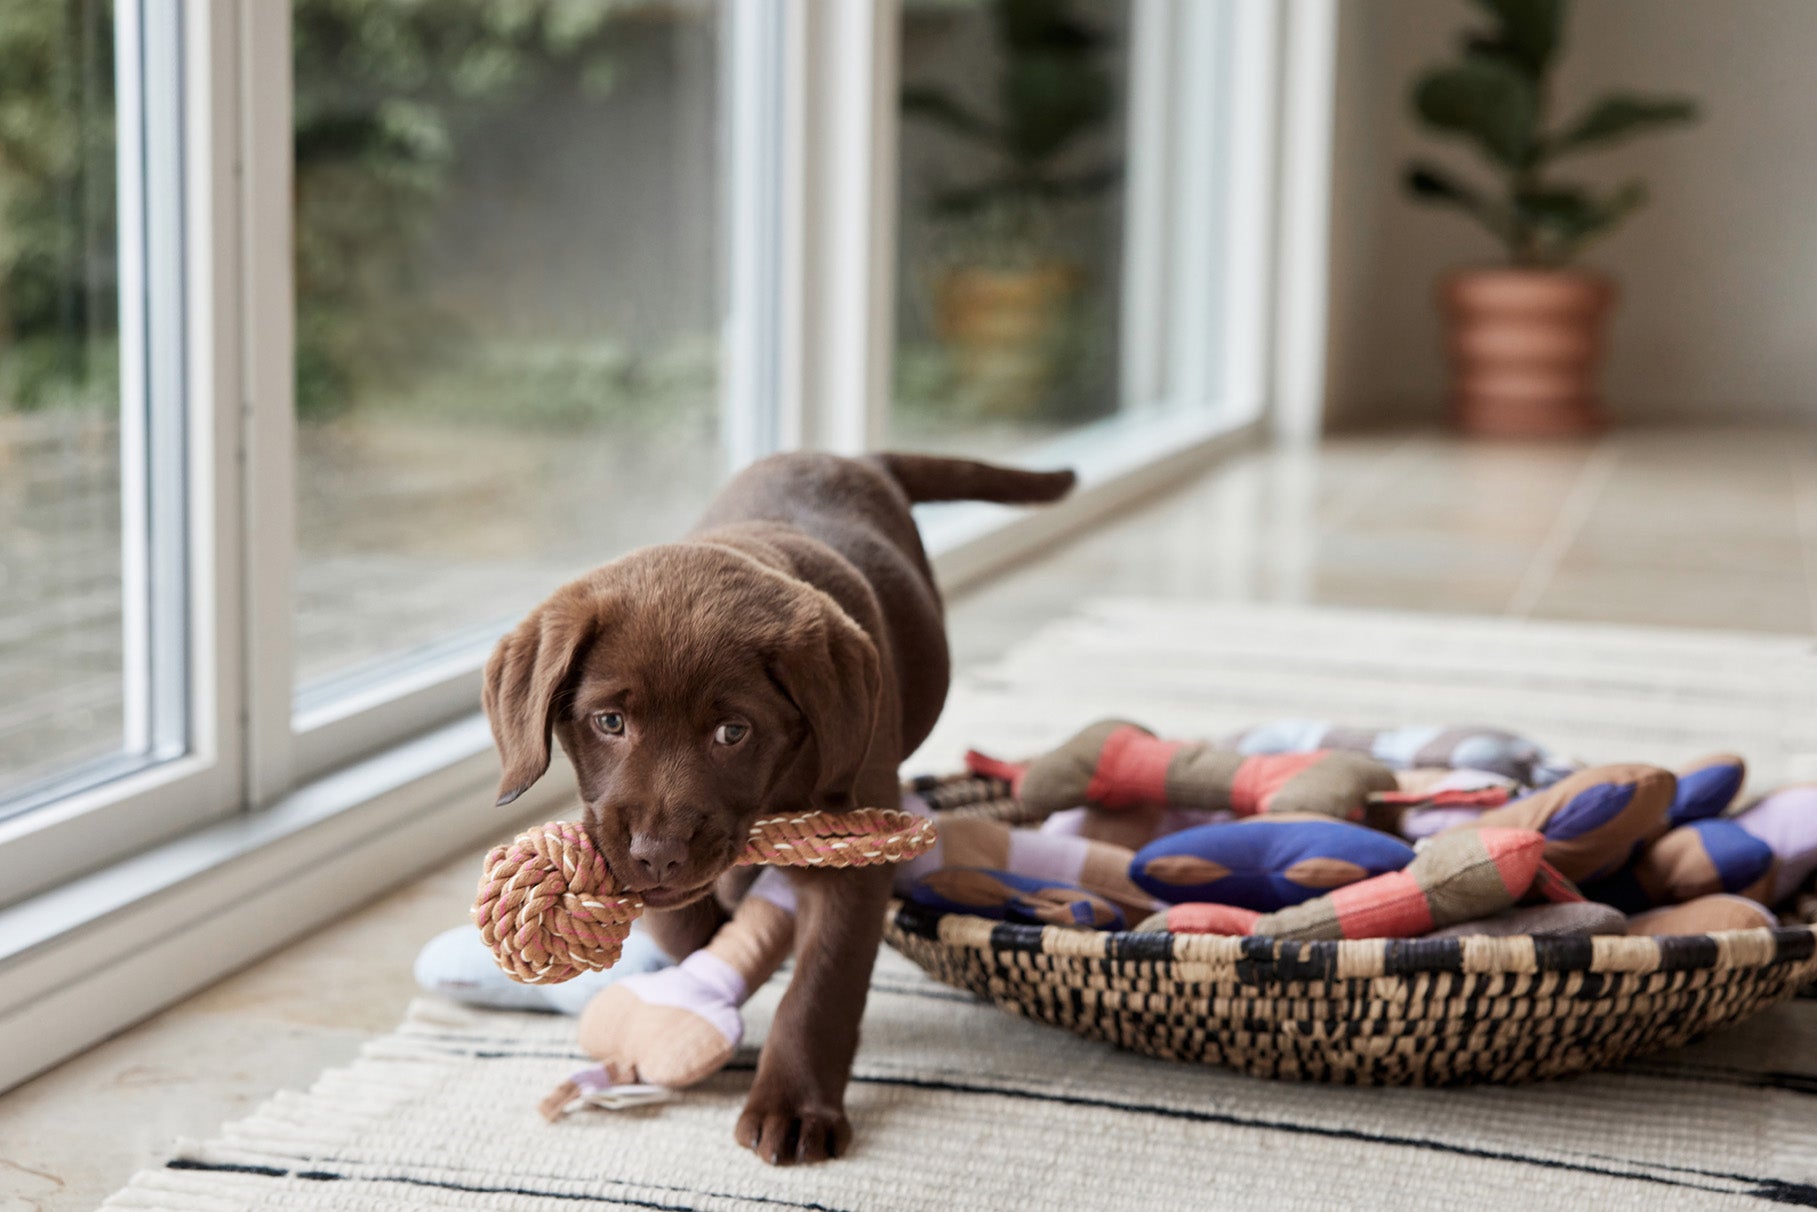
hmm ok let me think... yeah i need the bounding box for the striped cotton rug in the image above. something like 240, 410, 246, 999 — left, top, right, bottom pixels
105, 601, 1817, 1210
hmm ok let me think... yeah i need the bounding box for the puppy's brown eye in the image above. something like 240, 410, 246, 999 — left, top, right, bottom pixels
714, 722, 748, 746
593, 711, 626, 736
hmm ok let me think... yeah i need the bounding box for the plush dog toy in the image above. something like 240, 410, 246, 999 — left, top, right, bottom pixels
1584, 819, 1776, 913
965, 719, 1506, 851
1138, 827, 1558, 941
1628, 894, 1777, 936
1222, 720, 1579, 787
1583, 775, 1817, 911
907, 868, 1129, 929
1669, 754, 1747, 826
1733, 782, 1817, 903
1440, 763, 1675, 883
1128, 818, 1414, 911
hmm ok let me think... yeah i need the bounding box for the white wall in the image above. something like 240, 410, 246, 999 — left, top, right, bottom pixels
1323, 0, 1817, 429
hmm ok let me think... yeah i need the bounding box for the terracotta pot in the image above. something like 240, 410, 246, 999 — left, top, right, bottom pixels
933, 263, 1080, 417
1439, 268, 1617, 438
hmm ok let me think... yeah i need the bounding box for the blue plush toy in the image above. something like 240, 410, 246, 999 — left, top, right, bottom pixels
1129, 818, 1415, 912
1668, 753, 1747, 827
1583, 818, 1776, 913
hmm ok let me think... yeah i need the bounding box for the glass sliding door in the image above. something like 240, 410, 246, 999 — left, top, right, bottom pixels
0, 0, 1286, 895
289, 1, 729, 700
891, 0, 1133, 456
0, 0, 187, 811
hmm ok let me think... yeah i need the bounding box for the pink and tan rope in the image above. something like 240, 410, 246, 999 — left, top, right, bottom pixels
473, 807, 936, 985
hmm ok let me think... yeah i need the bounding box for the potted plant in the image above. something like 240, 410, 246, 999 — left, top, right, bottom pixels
1404, 0, 1698, 437
901, 0, 1119, 417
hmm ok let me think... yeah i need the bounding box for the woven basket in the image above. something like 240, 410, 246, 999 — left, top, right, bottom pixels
885, 774, 1817, 1085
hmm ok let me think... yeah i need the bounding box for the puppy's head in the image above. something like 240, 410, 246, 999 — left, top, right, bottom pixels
482, 543, 879, 907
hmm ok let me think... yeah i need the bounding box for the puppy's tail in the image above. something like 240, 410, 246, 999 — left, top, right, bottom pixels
870, 452, 1076, 506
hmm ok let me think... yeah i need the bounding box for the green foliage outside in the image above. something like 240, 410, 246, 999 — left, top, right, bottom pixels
2, 0, 708, 426
894, 0, 1123, 426
1403, 0, 1699, 266
900, 0, 1120, 269
0, 2, 116, 412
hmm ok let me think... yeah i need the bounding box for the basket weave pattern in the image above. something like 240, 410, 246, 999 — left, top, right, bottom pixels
884, 777, 1817, 1084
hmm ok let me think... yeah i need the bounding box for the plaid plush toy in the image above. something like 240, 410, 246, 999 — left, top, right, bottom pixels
1734, 783, 1817, 903
1137, 828, 1555, 941
966, 719, 1404, 850
1584, 818, 1777, 913
1669, 753, 1748, 826
1581, 774, 1817, 912
903, 810, 1156, 923
906, 868, 1128, 929
1223, 720, 1579, 788
1440, 763, 1674, 883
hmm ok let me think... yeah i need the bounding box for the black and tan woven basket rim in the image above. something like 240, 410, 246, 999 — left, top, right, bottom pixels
888, 900, 1817, 983
897, 771, 1817, 981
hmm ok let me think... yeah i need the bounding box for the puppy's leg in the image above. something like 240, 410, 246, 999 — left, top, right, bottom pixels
639, 896, 727, 963
734, 856, 892, 1165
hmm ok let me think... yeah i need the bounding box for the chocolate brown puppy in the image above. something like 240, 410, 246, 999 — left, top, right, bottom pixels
482, 451, 1073, 1164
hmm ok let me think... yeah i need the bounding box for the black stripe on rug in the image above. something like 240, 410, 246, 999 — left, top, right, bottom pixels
830, 1072, 1817, 1204
167, 1158, 856, 1211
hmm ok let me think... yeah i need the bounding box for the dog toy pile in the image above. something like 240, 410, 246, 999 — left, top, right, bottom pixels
938, 720, 1817, 944
501, 717, 1817, 1115
472, 807, 935, 984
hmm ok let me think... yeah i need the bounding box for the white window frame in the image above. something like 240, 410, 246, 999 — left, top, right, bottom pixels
0, 0, 1337, 1093
0, 0, 246, 905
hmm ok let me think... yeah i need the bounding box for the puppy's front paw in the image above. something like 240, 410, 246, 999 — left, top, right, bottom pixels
735, 1087, 851, 1165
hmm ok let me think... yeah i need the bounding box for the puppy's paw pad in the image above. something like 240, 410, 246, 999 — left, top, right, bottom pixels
735, 1101, 851, 1165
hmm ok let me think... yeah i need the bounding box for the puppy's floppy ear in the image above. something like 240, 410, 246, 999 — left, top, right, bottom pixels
773, 587, 882, 806
483, 591, 598, 807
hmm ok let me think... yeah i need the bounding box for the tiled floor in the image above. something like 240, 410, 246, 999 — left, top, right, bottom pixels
947, 424, 1817, 667
3, 423, 1815, 1209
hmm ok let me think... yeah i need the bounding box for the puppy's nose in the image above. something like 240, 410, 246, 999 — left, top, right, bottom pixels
627, 834, 687, 885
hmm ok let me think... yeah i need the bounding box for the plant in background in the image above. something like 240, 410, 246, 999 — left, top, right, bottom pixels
1404, 0, 1702, 438
901, 0, 1119, 266
1403, 0, 1698, 267
898, 0, 1121, 420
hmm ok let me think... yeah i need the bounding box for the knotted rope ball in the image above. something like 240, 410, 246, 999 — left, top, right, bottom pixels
473, 807, 937, 985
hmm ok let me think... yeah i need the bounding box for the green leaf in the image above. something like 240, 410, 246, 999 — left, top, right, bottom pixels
993, 0, 1106, 55
1514, 180, 1647, 259
1403, 162, 1513, 246
1549, 94, 1699, 156
1030, 165, 1121, 203
998, 56, 1114, 166
1412, 60, 1539, 170
900, 84, 998, 148
928, 179, 1027, 218
1466, 0, 1563, 76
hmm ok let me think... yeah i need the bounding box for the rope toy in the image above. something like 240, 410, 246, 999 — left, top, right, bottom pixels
472, 807, 936, 985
